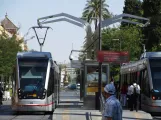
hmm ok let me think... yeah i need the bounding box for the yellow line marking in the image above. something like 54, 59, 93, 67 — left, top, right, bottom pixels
62, 109, 70, 120
134, 111, 140, 119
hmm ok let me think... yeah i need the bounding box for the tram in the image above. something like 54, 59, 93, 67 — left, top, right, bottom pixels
120, 52, 161, 113
12, 52, 60, 113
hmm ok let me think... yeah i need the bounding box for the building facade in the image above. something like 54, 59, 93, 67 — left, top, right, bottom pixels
0, 14, 27, 51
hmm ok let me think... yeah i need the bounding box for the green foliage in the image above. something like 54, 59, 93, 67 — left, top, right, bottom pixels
82, 0, 111, 29
101, 26, 143, 78
67, 74, 71, 83
142, 0, 161, 17
122, 0, 143, 27
82, 0, 111, 59
142, 0, 161, 51
102, 26, 142, 60
0, 33, 23, 75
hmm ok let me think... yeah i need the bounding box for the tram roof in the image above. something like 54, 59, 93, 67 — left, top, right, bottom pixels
17, 51, 52, 58
140, 52, 161, 59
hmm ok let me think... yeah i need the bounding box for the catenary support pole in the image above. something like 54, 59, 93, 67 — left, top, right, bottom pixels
98, 0, 102, 110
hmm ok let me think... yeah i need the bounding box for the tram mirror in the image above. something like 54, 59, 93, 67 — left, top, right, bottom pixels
69, 55, 74, 61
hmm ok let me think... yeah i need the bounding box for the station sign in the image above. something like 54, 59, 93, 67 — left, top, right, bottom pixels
97, 51, 129, 63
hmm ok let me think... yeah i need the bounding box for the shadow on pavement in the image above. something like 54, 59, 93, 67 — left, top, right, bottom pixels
0, 105, 13, 115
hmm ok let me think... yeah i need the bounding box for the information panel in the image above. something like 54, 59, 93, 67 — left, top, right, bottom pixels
97, 51, 129, 63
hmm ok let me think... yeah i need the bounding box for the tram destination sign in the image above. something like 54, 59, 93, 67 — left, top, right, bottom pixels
97, 51, 129, 63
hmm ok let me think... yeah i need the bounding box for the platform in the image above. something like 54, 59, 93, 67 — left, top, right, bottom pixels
52, 108, 153, 120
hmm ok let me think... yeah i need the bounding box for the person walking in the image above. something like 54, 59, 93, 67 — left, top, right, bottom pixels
102, 83, 122, 120
129, 82, 140, 112
0, 83, 3, 105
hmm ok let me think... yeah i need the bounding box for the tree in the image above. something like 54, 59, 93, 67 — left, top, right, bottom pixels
142, 0, 161, 18
121, 0, 143, 27
0, 32, 23, 90
101, 26, 143, 79
82, 0, 111, 59
102, 26, 142, 60
82, 0, 111, 30
142, 0, 161, 51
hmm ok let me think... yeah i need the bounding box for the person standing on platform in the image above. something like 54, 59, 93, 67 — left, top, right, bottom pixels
129, 82, 140, 112
102, 83, 122, 120
126, 83, 132, 108
0, 83, 3, 105
110, 77, 114, 84
120, 82, 128, 107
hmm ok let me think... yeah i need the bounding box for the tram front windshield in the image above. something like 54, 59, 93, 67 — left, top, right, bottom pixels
18, 58, 48, 95
150, 59, 161, 92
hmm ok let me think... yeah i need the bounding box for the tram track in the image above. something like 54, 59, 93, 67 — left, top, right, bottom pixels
8, 113, 51, 120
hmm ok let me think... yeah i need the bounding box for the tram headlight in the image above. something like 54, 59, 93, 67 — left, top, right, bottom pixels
152, 96, 156, 100
18, 88, 21, 92
41, 89, 46, 99
43, 89, 46, 95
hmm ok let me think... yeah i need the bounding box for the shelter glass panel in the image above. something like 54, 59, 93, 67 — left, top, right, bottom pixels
86, 66, 108, 87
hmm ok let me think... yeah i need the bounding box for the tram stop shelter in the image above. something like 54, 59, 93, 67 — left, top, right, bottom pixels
70, 59, 109, 110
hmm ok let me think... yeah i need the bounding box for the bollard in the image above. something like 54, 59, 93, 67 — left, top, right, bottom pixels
85, 112, 90, 120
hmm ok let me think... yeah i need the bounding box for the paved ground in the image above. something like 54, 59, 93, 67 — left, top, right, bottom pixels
0, 90, 157, 120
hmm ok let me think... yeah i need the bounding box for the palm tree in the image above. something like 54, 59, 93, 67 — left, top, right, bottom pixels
81, 0, 111, 60
82, 0, 111, 30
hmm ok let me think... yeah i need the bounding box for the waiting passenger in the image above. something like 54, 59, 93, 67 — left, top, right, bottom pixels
126, 83, 132, 108
120, 82, 128, 107
129, 82, 140, 112
0, 84, 4, 105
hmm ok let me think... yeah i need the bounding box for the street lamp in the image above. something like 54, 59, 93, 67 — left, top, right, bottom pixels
98, 0, 102, 111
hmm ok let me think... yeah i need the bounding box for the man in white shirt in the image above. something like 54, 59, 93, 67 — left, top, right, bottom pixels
129, 82, 140, 111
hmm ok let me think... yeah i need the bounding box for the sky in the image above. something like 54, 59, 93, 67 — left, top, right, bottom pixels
0, 0, 124, 63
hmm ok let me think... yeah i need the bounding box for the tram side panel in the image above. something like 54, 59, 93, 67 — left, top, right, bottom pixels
46, 66, 55, 111
120, 58, 161, 113
141, 59, 161, 113
54, 66, 59, 107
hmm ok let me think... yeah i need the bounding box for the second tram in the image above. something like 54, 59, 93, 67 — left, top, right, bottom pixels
120, 52, 161, 113
12, 52, 60, 113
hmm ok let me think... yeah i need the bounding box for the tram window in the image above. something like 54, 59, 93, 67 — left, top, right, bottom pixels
142, 69, 150, 97
18, 59, 47, 93
150, 59, 161, 92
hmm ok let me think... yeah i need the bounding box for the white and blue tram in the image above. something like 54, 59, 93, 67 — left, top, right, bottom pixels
12, 52, 60, 113
120, 52, 161, 113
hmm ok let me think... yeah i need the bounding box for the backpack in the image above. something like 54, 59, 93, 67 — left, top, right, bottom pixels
0, 90, 3, 97
133, 85, 137, 95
